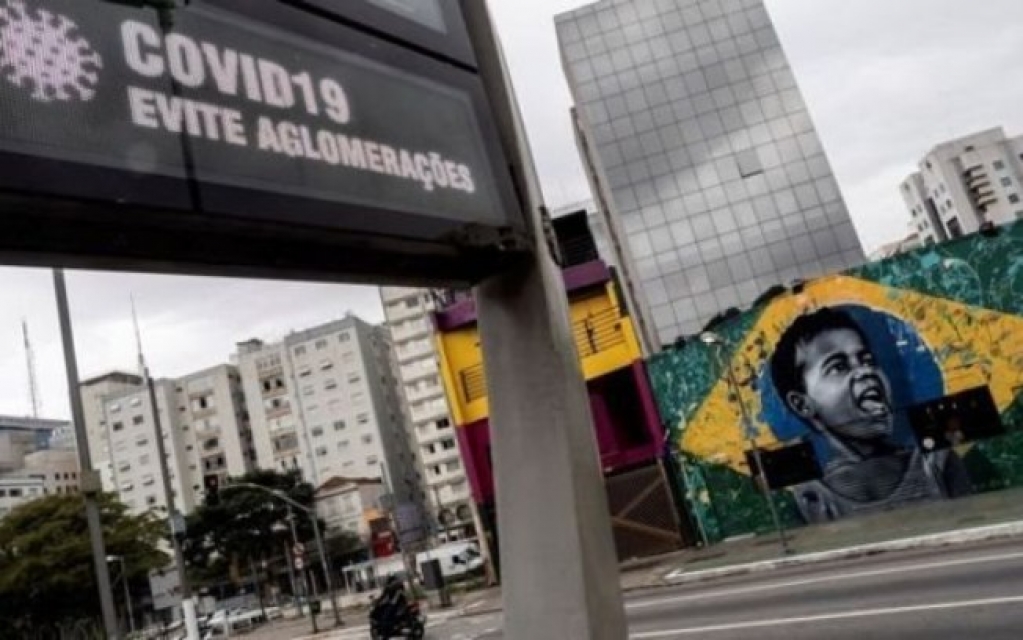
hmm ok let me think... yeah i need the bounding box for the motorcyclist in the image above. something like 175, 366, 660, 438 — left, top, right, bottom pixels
371, 575, 411, 631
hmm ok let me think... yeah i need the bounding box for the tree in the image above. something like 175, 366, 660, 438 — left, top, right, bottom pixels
182, 470, 319, 589
0, 493, 167, 635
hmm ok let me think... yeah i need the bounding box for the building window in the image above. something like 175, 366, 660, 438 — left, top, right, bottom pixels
302, 385, 314, 396
320, 359, 334, 370
736, 149, 763, 178
366, 455, 378, 466
338, 440, 349, 450
130, 397, 142, 408
442, 439, 456, 450
361, 434, 373, 445
298, 367, 311, 377
994, 160, 1006, 170
334, 420, 346, 431
347, 373, 361, 384
316, 446, 328, 457
294, 346, 307, 356
436, 418, 451, 429
1010, 194, 1021, 204
945, 199, 952, 209
110, 403, 121, 413
405, 298, 417, 308
947, 217, 963, 238
351, 391, 365, 403
339, 332, 351, 343
357, 413, 369, 425
311, 426, 324, 438
112, 422, 124, 432
324, 379, 338, 390
315, 339, 328, 350
132, 415, 144, 425
1016, 211, 1023, 220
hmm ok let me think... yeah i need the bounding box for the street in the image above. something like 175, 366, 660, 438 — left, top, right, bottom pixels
318, 539, 1023, 639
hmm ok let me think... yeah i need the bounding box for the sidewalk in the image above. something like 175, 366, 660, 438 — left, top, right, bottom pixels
451, 487, 1023, 616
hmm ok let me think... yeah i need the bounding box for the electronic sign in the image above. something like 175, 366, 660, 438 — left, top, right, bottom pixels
0, 0, 524, 284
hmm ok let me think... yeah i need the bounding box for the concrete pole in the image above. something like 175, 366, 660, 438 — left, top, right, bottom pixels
52, 269, 120, 639
143, 372, 200, 638
460, 3, 628, 638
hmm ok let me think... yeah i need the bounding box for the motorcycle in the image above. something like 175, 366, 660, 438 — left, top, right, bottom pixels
369, 599, 426, 639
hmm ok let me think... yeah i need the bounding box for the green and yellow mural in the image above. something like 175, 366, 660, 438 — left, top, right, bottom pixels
649, 221, 1023, 542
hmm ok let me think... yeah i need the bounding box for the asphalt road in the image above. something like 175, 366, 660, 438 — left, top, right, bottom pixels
323, 539, 1023, 639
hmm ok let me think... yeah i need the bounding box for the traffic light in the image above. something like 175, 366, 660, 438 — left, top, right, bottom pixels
203, 475, 220, 506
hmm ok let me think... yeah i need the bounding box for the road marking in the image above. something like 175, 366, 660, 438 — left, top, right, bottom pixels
628, 594, 1023, 637
631, 550, 1023, 610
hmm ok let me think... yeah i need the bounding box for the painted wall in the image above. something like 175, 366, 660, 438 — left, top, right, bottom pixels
649, 222, 1023, 541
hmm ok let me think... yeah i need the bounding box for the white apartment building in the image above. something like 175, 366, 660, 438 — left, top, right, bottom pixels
23, 448, 80, 496
314, 476, 386, 540
380, 287, 474, 539
901, 127, 1023, 243
86, 366, 252, 516
0, 449, 80, 519
103, 381, 199, 515
177, 364, 256, 488
0, 475, 45, 518
237, 316, 421, 508
80, 371, 144, 475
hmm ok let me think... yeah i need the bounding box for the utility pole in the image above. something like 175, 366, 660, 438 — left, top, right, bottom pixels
132, 297, 201, 639
22, 319, 40, 418
53, 270, 120, 639
460, 2, 628, 638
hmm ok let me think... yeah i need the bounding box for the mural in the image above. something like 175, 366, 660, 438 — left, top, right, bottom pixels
649, 221, 1023, 541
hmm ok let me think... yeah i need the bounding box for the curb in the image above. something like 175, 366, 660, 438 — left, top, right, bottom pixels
442, 521, 1023, 620
660, 520, 1023, 585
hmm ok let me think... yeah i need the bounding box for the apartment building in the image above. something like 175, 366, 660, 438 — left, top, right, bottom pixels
380, 287, 474, 540
237, 316, 421, 508
80, 371, 144, 476
85, 366, 252, 516
900, 127, 1023, 243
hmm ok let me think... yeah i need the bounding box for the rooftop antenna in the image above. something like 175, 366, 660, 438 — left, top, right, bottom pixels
22, 319, 40, 418
130, 294, 146, 375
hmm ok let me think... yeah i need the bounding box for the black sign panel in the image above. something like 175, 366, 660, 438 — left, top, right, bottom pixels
746, 442, 822, 490
0, 0, 523, 284
908, 386, 1005, 450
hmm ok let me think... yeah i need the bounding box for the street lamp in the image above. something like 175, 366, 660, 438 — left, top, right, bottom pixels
222, 483, 342, 628
106, 555, 135, 636
700, 331, 791, 555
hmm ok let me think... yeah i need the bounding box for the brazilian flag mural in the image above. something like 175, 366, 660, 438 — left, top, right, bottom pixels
648, 222, 1023, 542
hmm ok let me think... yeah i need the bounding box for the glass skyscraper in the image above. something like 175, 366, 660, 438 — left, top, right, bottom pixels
556, 0, 864, 350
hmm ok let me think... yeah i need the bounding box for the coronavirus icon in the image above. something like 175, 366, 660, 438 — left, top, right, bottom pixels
0, 0, 102, 103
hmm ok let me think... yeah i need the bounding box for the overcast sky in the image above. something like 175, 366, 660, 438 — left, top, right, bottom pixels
7, 0, 1023, 421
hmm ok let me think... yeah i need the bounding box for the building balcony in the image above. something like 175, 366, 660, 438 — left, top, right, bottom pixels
406, 382, 444, 404
396, 342, 436, 364
975, 192, 998, 207
400, 360, 440, 385
415, 420, 454, 446
391, 319, 431, 344
410, 399, 448, 424
421, 445, 460, 468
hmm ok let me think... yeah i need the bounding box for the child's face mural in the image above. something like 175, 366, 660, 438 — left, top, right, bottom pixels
786, 328, 894, 443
